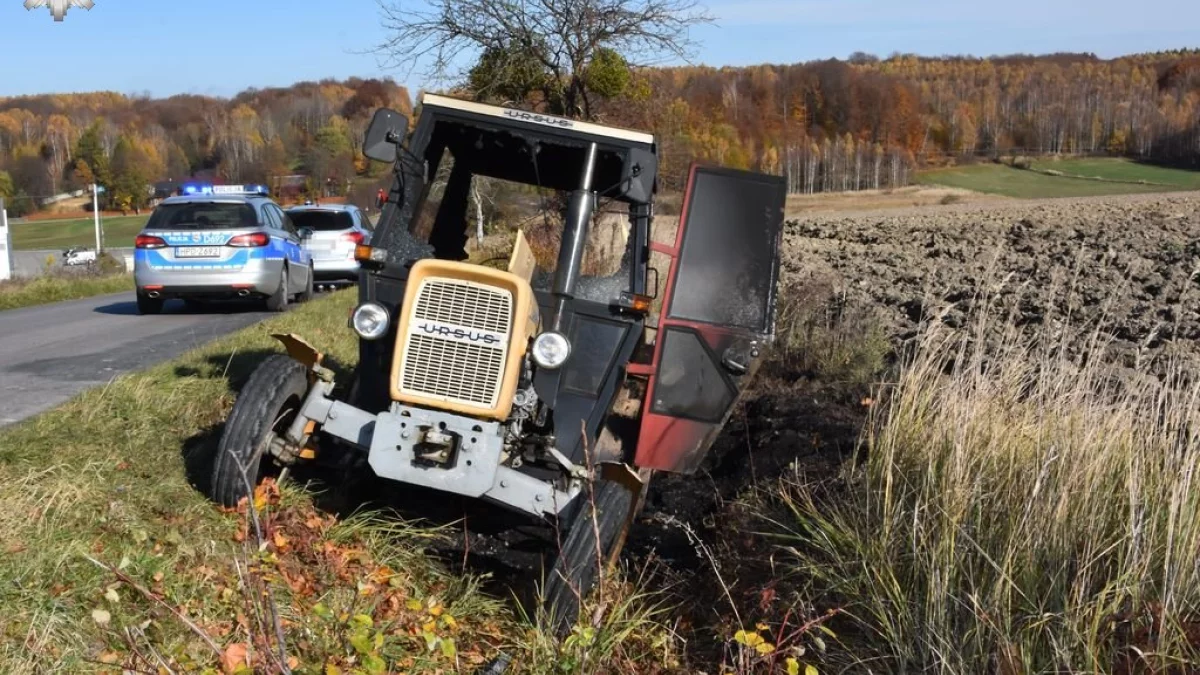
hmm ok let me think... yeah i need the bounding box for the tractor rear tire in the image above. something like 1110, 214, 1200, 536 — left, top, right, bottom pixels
542, 478, 635, 634
210, 354, 308, 508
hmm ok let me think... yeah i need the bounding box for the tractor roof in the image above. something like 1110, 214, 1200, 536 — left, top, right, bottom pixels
411, 94, 658, 205
419, 94, 656, 149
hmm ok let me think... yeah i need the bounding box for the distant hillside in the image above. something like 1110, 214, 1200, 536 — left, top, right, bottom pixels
0, 78, 411, 215
591, 49, 1200, 190
1, 48, 1198, 213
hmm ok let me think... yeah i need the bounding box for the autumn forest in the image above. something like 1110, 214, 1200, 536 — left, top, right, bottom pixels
0, 49, 1198, 215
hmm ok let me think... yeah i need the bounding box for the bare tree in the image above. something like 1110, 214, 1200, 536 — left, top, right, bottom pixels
373, 0, 712, 119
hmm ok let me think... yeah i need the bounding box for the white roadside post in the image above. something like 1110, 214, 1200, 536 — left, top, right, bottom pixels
92, 183, 102, 252
0, 198, 11, 281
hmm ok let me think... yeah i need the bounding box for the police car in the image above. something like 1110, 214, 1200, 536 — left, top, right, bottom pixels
132, 184, 314, 315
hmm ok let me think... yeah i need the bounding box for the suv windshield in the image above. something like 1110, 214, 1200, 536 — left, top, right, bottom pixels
289, 211, 355, 231
145, 203, 257, 230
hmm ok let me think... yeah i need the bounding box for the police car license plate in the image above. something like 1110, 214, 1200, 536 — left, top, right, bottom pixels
176, 246, 223, 258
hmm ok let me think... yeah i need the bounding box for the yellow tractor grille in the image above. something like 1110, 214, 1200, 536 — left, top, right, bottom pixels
400, 335, 508, 407
413, 278, 512, 334
398, 278, 513, 410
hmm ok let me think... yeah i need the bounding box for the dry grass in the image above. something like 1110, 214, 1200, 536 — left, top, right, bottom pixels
775, 307, 1200, 672
0, 274, 131, 311
772, 279, 890, 385
0, 253, 131, 311
784, 186, 1001, 216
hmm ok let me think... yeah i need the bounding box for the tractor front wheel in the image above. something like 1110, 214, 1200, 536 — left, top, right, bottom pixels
210, 354, 308, 507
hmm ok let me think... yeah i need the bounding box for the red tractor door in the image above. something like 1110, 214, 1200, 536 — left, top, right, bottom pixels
633, 164, 787, 474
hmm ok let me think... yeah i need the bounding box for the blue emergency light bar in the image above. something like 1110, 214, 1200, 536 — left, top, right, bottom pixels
179, 183, 212, 195
177, 183, 270, 196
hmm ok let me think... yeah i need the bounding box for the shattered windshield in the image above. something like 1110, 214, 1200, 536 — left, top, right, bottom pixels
368, 117, 642, 302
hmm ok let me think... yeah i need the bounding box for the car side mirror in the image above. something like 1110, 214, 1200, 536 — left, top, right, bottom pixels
364, 108, 409, 163
298, 227, 314, 240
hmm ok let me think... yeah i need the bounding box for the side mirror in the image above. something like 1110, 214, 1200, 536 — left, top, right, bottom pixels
620, 147, 658, 204
298, 227, 314, 240
363, 108, 409, 163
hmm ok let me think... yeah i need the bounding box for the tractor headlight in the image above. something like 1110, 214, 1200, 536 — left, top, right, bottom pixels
350, 302, 390, 340
531, 331, 571, 369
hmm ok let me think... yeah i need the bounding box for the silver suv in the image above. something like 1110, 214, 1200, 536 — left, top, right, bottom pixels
286, 204, 372, 285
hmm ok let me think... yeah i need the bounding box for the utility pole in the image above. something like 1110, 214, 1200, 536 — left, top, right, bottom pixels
0, 198, 11, 282
92, 184, 102, 252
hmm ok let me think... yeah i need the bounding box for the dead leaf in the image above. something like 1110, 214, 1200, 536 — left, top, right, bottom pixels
272, 530, 290, 551
104, 588, 120, 604
91, 608, 111, 626
758, 586, 777, 611
221, 643, 249, 674
97, 650, 120, 664
253, 479, 281, 511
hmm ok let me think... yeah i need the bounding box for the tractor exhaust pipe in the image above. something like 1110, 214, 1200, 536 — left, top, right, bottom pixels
146, 291, 161, 299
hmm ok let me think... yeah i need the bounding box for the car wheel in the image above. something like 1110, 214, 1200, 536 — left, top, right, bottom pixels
210, 354, 308, 508
298, 265, 314, 302
265, 267, 289, 312
136, 292, 164, 315
542, 477, 636, 634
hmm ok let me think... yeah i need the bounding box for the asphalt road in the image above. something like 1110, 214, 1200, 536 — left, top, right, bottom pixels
0, 292, 275, 427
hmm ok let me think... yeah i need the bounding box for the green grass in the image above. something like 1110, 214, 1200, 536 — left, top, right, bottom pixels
916, 159, 1200, 198
0, 273, 132, 311
10, 215, 148, 251
775, 313, 1200, 672
1032, 157, 1200, 188
0, 290, 675, 673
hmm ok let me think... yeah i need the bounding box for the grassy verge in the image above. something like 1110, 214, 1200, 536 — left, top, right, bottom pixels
775, 313, 1200, 672
0, 290, 674, 673
1031, 157, 1200, 188
915, 161, 1196, 198
10, 215, 147, 251
0, 273, 132, 311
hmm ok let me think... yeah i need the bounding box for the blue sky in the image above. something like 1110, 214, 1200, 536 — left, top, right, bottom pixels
1, 0, 1197, 99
